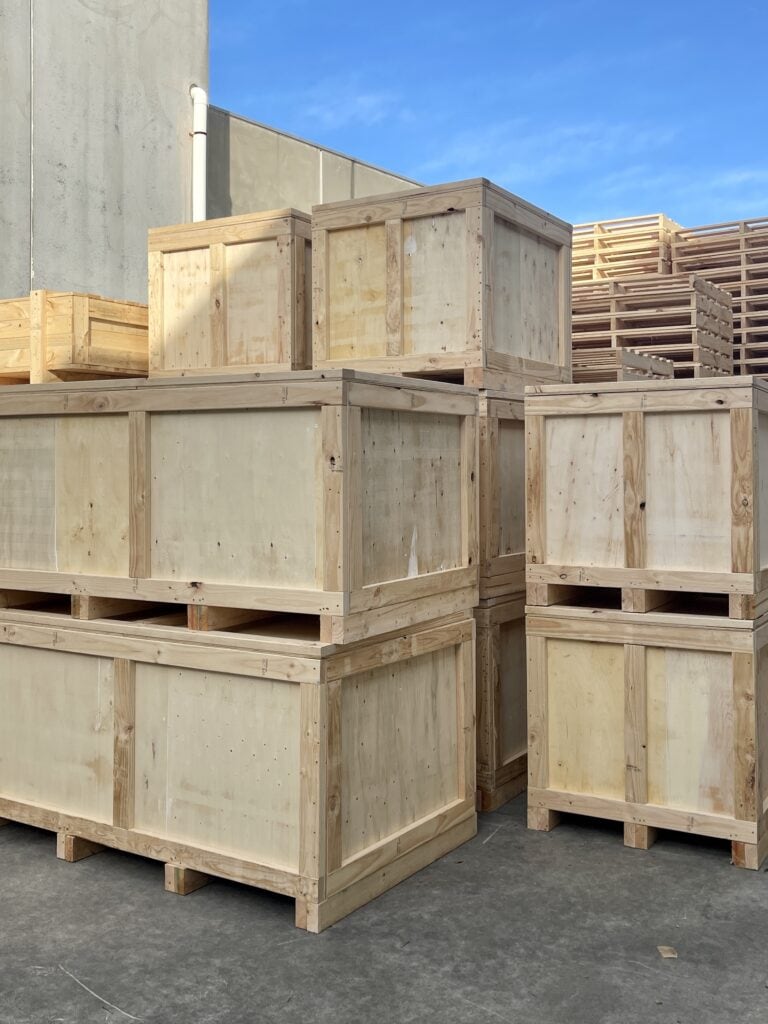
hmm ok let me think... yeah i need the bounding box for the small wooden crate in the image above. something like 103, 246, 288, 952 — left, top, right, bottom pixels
479, 393, 525, 600
312, 179, 572, 392
148, 210, 312, 376
526, 376, 768, 618
0, 607, 476, 931
475, 594, 526, 811
0, 291, 147, 384
0, 370, 478, 643
527, 604, 768, 868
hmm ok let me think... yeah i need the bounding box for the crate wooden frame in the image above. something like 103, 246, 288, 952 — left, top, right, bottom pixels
527, 605, 768, 869
0, 370, 479, 643
0, 290, 148, 384
479, 393, 525, 600
475, 593, 527, 811
0, 608, 476, 932
312, 178, 572, 392
526, 376, 768, 619
148, 209, 312, 377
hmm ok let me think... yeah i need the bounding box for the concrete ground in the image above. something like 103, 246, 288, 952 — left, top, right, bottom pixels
2, 796, 767, 1024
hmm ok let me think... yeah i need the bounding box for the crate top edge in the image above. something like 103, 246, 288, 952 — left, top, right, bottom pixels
525, 603, 767, 634
312, 177, 572, 233
148, 207, 312, 242
524, 375, 763, 398
0, 291, 148, 309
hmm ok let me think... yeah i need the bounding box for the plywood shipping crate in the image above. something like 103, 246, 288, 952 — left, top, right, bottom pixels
0, 291, 147, 384
148, 210, 311, 376
526, 376, 768, 619
527, 604, 768, 869
475, 593, 526, 810
572, 214, 682, 282
0, 370, 478, 643
312, 179, 572, 392
0, 607, 476, 931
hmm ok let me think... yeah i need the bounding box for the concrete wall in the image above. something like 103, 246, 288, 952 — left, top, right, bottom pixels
0, 0, 208, 303
207, 107, 419, 218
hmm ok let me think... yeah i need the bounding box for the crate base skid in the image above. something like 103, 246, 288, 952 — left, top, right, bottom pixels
527, 581, 768, 621
527, 605, 768, 871
0, 609, 476, 932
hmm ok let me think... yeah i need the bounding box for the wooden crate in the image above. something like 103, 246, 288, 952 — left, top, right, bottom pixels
0, 370, 478, 643
475, 594, 526, 811
148, 210, 311, 376
312, 179, 572, 392
572, 347, 674, 384
0, 291, 147, 384
526, 376, 768, 618
573, 214, 682, 282
527, 604, 768, 868
0, 607, 476, 931
572, 274, 734, 378
479, 393, 524, 600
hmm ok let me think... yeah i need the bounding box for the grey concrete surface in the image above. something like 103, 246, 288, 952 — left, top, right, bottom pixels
2, 796, 767, 1024
207, 107, 418, 220
2, 0, 208, 303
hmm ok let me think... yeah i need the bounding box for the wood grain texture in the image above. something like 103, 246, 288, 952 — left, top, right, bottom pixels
623, 412, 646, 569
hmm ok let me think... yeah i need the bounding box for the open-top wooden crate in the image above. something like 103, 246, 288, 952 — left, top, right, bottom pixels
0, 370, 478, 643
312, 178, 572, 392
0, 290, 147, 383
0, 606, 476, 931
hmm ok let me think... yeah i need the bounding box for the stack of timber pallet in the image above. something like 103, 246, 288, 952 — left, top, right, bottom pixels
311, 177, 573, 810
572, 346, 673, 384
672, 218, 768, 376
0, 208, 483, 932
573, 214, 682, 282
572, 274, 734, 379
525, 375, 768, 869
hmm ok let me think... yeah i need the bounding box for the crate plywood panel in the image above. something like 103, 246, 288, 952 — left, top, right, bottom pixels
645, 412, 732, 572
646, 648, 734, 816
134, 664, 301, 868
0, 418, 56, 570
341, 646, 459, 860
158, 249, 213, 370
361, 409, 462, 585
546, 637, 625, 799
499, 614, 527, 764
493, 222, 560, 365
760, 412, 768, 570
326, 224, 387, 359
151, 408, 320, 588
403, 212, 467, 355
224, 241, 281, 366
498, 418, 525, 560
0, 646, 113, 821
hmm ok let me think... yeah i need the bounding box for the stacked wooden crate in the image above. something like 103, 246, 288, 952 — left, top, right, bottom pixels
573, 214, 682, 282
525, 375, 768, 869
310, 177, 573, 810
672, 218, 768, 375
572, 274, 734, 380
0, 207, 483, 932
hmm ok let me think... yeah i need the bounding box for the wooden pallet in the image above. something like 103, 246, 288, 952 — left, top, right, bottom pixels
573, 214, 682, 282
312, 178, 573, 394
149, 209, 312, 377
527, 605, 768, 869
526, 376, 768, 619
475, 594, 527, 811
0, 290, 147, 383
572, 347, 674, 384
0, 607, 476, 932
572, 274, 734, 378
0, 370, 478, 644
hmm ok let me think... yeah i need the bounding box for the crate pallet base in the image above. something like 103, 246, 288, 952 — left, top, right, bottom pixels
0, 806, 476, 930
527, 795, 768, 870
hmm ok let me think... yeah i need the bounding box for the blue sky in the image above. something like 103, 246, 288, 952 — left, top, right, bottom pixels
210, 0, 766, 226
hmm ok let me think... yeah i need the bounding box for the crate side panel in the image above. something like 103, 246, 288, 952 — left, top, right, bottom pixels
361, 409, 463, 585
544, 415, 624, 567
759, 412, 768, 571
0, 417, 56, 570
55, 415, 130, 576
493, 221, 560, 364
403, 211, 467, 355
160, 249, 212, 370
134, 663, 301, 868
758, 643, 768, 814
341, 646, 460, 861
645, 411, 731, 572
224, 240, 280, 366
327, 225, 387, 359
499, 615, 527, 764
151, 408, 320, 587
547, 638, 624, 798
498, 417, 525, 557
646, 647, 734, 816
0, 646, 114, 821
